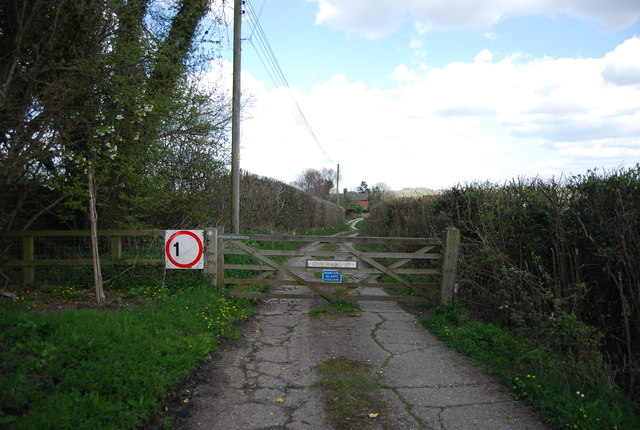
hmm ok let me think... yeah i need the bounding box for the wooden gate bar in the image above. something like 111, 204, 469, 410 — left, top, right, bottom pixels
226, 240, 337, 302
225, 278, 438, 289
340, 243, 416, 291
360, 244, 438, 284
229, 234, 440, 245
223, 249, 440, 259
336, 244, 439, 298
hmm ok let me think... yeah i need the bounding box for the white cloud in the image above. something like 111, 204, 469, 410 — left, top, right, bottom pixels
235, 38, 640, 189
557, 0, 640, 31
314, 0, 404, 38
602, 37, 640, 86
409, 39, 423, 49
474, 49, 493, 63
311, 0, 640, 37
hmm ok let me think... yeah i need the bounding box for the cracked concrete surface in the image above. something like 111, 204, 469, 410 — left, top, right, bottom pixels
172, 284, 547, 429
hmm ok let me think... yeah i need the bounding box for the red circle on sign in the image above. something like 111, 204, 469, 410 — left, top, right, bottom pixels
165, 230, 203, 268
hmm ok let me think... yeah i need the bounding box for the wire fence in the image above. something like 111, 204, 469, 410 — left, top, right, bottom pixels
1, 231, 166, 289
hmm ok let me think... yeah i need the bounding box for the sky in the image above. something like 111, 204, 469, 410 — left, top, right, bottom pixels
206, 0, 640, 191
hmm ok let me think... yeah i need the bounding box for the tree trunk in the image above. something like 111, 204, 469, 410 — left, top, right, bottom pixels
88, 159, 105, 303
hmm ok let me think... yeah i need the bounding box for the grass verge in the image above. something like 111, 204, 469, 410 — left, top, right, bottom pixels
423, 304, 640, 430
0, 286, 257, 429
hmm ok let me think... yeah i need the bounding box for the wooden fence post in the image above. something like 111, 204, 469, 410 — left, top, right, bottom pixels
110, 237, 122, 259
23, 235, 35, 286
216, 227, 225, 287
440, 227, 460, 305
204, 228, 218, 286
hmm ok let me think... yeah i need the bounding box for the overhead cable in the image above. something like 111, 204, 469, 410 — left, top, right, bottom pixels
244, 0, 334, 164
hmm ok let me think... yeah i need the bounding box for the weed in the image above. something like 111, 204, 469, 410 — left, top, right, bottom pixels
129, 283, 169, 299
309, 300, 362, 319
315, 357, 388, 430
51, 285, 85, 299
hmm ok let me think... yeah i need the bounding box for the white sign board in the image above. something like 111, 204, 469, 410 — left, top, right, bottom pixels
165, 230, 204, 269
307, 260, 357, 269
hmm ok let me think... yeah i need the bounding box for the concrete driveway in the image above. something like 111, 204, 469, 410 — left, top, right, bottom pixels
171, 284, 547, 429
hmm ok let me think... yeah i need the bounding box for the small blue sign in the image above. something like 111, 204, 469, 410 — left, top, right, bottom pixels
322, 270, 342, 283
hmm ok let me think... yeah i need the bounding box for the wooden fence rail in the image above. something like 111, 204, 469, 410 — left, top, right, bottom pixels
1, 227, 460, 304
2, 230, 166, 286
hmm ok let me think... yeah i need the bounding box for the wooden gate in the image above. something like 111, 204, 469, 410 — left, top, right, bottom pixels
216, 228, 460, 304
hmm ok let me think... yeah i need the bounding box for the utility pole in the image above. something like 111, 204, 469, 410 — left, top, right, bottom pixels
231, 0, 242, 234
336, 164, 340, 208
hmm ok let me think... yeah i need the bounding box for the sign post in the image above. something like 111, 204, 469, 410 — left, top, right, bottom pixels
165, 230, 204, 269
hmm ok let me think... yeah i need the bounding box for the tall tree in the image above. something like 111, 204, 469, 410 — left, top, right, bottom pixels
356, 181, 369, 194
0, 0, 233, 275
292, 168, 336, 199
0, 0, 228, 231
369, 182, 391, 206
0, 0, 110, 233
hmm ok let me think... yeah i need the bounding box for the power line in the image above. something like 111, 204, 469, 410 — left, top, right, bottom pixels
246, 0, 267, 40
245, 1, 328, 159
244, 0, 334, 164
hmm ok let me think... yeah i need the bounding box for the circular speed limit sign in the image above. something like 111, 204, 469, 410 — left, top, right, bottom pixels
164, 230, 204, 269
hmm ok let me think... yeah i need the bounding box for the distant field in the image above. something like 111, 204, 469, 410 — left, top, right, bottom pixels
391, 188, 441, 198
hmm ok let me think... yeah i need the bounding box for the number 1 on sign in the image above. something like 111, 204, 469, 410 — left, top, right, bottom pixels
164, 230, 204, 270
